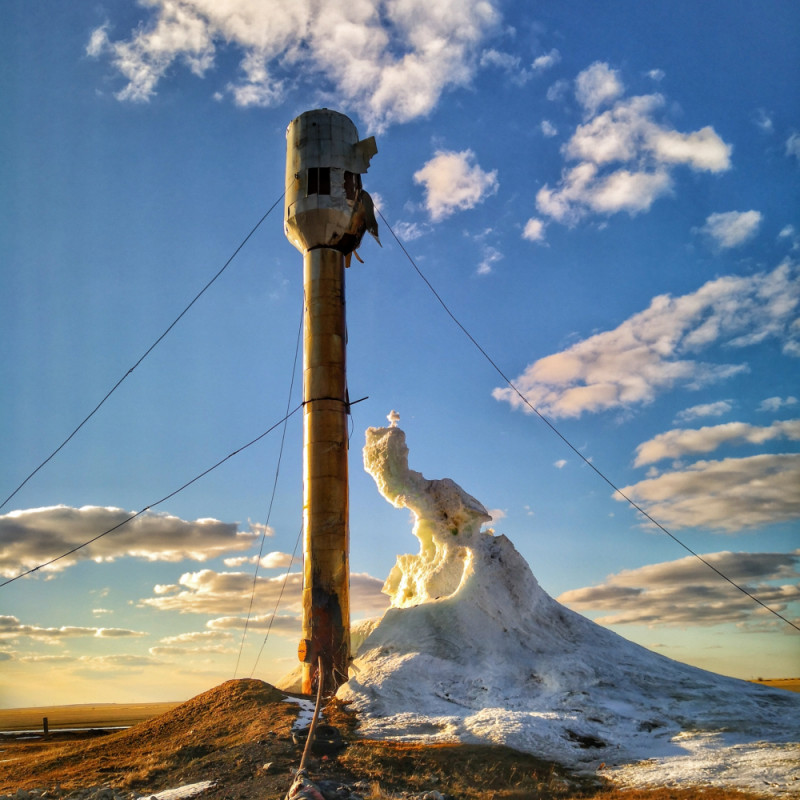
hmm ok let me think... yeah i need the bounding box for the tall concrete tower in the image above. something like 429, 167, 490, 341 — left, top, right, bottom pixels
284, 109, 378, 695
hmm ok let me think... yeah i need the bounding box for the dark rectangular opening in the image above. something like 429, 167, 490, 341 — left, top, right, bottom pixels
307, 167, 331, 196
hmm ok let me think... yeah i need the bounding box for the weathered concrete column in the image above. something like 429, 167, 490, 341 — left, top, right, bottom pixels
299, 246, 350, 695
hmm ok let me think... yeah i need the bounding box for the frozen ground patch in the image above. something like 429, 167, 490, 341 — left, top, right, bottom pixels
608, 735, 800, 797
140, 782, 215, 800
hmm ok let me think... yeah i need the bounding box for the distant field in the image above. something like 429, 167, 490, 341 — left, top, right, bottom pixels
0, 702, 180, 732
1, 678, 797, 732
751, 678, 800, 693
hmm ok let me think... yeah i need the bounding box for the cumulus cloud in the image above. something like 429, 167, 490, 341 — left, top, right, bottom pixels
536, 65, 732, 225
634, 419, 800, 466
494, 261, 800, 419
532, 48, 561, 72
540, 120, 558, 137
618, 454, 800, 532
140, 568, 388, 618
87, 0, 501, 131
414, 150, 499, 221
575, 61, 624, 117
558, 550, 800, 628
522, 217, 546, 242
700, 210, 763, 249
0, 615, 146, 642
675, 401, 733, 422
0, 506, 260, 578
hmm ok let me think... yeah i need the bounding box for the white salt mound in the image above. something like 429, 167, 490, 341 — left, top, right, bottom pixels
338, 423, 800, 796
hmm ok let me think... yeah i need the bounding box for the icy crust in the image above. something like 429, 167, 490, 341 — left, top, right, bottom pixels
339, 425, 800, 792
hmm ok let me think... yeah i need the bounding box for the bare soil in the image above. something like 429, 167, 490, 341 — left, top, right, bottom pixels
0, 679, 772, 800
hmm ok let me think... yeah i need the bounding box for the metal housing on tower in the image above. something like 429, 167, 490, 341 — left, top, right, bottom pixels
284, 109, 378, 696
285, 109, 378, 256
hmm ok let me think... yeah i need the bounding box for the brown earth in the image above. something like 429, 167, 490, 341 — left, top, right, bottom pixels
750, 678, 800, 693
0, 679, 771, 800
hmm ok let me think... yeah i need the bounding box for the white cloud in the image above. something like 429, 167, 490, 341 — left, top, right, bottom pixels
223, 550, 294, 568
0, 506, 261, 578
574, 62, 624, 117
149, 629, 234, 656
494, 261, 799, 419
786, 132, 800, 161
540, 120, 557, 137
754, 108, 774, 133
531, 48, 561, 72
558, 550, 800, 627
414, 150, 499, 222
139, 567, 388, 617
546, 78, 570, 102
617, 453, 800, 532
535, 69, 731, 226
87, 0, 501, 131
477, 245, 502, 275
522, 217, 546, 242
700, 210, 763, 249
554, 459, 567, 469
0, 615, 145, 642
758, 396, 798, 413
479, 48, 530, 85
633, 419, 800, 466
646, 69, 665, 82
393, 220, 429, 241
480, 49, 519, 71
675, 400, 733, 422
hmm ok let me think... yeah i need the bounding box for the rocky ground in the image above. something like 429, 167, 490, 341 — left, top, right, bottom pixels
0, 680, 601, 800
0, 680, 771, 800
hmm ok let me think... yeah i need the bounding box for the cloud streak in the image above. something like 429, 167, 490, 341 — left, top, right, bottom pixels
493, 261, 799, 419
634, 419, 800, 466
558, 550, 800, 628
0, 506, 261, 578
0, 615, 146, 641
87, 0, 501, 131
618, 454, 800, 532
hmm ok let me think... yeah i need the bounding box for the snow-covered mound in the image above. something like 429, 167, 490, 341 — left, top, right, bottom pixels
339, 423, 800, 794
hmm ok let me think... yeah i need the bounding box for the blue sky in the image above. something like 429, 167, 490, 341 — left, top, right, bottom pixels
1, 0, 798, 707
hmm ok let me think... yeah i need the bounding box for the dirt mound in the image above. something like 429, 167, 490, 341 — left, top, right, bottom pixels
0, 679, 301, 796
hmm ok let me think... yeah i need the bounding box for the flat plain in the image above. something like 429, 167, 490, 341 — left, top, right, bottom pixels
0, 702, 180, 732
1, 678, 796, 733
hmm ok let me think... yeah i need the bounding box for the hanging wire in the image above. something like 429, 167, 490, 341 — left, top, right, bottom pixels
0, 193, 285, 513
233, 300, 304, 678
0, 405, 302, 588
378, 208, 800, 635
249, 522, 304, 678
